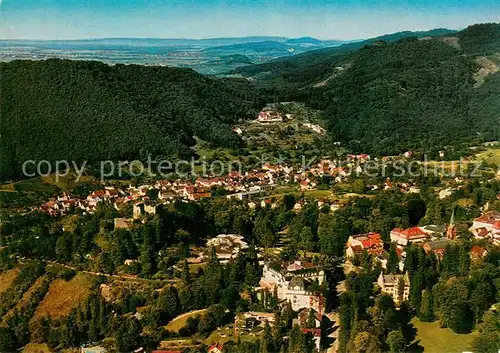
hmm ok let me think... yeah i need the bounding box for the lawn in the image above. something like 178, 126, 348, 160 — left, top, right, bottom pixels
165, 309, 207, 332
410, 318, 476, 353
204, 325, 261, 346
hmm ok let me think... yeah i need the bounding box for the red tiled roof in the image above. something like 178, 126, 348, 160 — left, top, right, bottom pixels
92, 190, 106, 197
360, 233, 383, 248
301, 328, 322, 337
470, 245, 486, 257
392, 227, 427, 239
208, 343, 224, 352
476, 227, 489, 237
475, 211, 500, 225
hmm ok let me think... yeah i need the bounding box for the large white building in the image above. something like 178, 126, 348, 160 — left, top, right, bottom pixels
390, 227, 428, 246
258, 260, 325, 312
377, 272, 410, 305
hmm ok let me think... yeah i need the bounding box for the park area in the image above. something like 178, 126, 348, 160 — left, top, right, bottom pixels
410, 318, 476, 353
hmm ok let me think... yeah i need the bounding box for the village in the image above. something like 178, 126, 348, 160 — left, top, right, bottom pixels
3, 108, 500, 353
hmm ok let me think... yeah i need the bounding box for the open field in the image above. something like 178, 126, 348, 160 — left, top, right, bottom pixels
410, 318, 476, 353
165, 309, 207, 332
40, 171, 96, 192
0, 268, 20, 294
475, 147, 500, 165
32, 273, 92, 320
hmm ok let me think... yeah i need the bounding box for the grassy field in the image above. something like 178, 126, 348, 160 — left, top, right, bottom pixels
0, 268, 20, 294
32, 273, 92, 320
165, 309, 207, 332
410, 318, 476, 353
22, 343, 53, 353
475, 147, 500, 165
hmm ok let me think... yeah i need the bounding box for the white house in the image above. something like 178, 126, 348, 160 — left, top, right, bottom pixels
377, 272, 410, 305
258, 261, 325, 312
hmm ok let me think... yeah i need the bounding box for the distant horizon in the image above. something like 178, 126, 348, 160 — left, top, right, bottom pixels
0, 26, 459, 42
1, 0, 499, 41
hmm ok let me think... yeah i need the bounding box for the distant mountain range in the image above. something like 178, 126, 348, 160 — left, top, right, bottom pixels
0, 35, 353, 74
0, 31, 448, 74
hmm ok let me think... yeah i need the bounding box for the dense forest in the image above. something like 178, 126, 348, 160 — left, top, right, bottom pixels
0, 60, 263, 180
235, 23, 500, 155
1, 24, 499, 180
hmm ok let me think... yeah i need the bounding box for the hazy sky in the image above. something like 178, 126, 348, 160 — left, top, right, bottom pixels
0, 0, 499, 40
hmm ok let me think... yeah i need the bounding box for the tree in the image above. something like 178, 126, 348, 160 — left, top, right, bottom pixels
260, 321, 274, 353
182, 258, 191, 285
55, 234, 73, 262
299, 226, 315, 253
254, 213, 275, 248
204, 247, 223, 305
419, 289, 434, 322
448, 301, 474, 334
289, 324, 307, 353
0, 327, 15, 352
458, 246, 470, 276
318, 213, 350, 257
139, 235, 157, 277
387, 243, 399, 274
306, 309, 317, 329
387, 330, 406, 353
471, 311, 500, 353
470, 282, 494, 324
157, 286, 181, 323
352, 331, 382, 353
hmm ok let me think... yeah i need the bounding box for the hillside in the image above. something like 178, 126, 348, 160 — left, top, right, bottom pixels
0, 59, 263, 180
233, 28, 457, 79
234, 23, 500, 155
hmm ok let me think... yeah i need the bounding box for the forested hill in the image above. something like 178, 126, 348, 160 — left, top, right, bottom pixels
0, 59, 263, 180
233, 27, 457, 79
235, 23, 500, 155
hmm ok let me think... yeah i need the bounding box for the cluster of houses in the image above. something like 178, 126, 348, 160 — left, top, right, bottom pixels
470, 210, 500, 245
35, 152, 437, 220
35, 168, 283, 217
34, 156, 372, 218
344, 209, 499, 305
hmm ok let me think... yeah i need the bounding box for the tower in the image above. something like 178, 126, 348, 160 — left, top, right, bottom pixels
446, 207, 457, 240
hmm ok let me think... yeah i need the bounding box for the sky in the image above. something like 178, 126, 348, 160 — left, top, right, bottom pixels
0, 0, 499, 40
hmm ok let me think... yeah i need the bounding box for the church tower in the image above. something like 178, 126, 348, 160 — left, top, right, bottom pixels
446, 208, 457, 240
